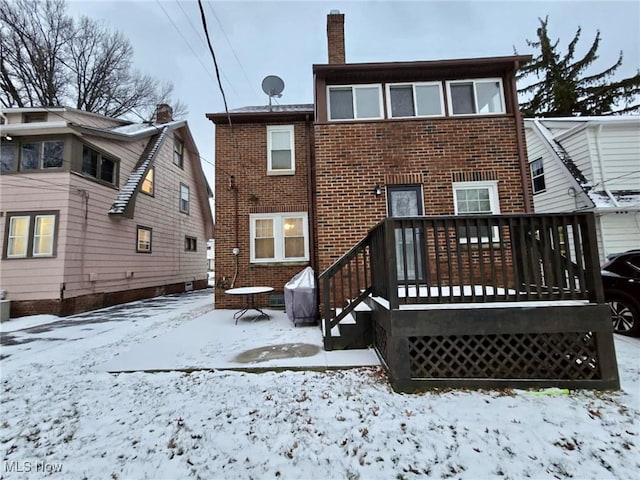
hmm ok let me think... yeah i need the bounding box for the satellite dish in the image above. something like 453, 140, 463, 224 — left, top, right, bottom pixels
261, 75, 285, 110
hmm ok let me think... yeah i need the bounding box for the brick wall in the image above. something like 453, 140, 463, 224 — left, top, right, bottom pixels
214, 120, 312, 309
327, 12, 345, 64
314, 116, 532, 273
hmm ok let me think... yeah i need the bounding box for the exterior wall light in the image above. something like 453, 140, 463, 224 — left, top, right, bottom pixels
373, 184, 383, 196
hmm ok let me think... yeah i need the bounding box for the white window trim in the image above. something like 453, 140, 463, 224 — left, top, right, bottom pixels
385, 82, 445, 119
446, 78, 506, 116
327, 84, 384, 121
7, 215, 30, 258
452, 180, 500, 243
249, 212, 309, 263
32, 214, 55, 257
530, 158, 546, 194
266, 125, 295, 175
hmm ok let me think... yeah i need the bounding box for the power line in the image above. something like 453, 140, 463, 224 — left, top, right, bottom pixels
196, 0, 232, 126
205, 2, 261, 102
155, 0, 218, 86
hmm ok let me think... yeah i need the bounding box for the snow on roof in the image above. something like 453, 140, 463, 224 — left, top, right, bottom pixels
228, 104, 314, 113
588, 190, 640, 209
531, 119, 591, 189
534, 115, 640, 125
109, 126, 169, 216
108, 120, 185, 136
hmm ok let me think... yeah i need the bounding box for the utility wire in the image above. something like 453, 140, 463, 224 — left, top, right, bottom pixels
155, 0, 217, 86
205, 2, 262, 102
196, 0, 232, 130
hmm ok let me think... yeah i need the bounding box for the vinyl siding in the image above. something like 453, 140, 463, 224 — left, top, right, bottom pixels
1, 125, 210, 304
525, 126, 590, 213
60, 129, 208, 299
0, 172, 70, 300
555, 128, 595, 183
591, 124, 640, 191
597, 212, 640, 263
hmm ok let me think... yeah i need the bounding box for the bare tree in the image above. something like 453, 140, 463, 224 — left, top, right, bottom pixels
0, 0, 71, 108
0, 0, 186, 119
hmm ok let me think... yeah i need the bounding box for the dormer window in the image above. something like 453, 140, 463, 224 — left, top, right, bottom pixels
82, 145, 117, 185
328, 84, 383, 120
23, 112, 46, 123
386, 82, 444, 118
446, 79, 505, 115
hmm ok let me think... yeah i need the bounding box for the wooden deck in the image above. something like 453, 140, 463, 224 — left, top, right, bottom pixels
319, 213, 620, 391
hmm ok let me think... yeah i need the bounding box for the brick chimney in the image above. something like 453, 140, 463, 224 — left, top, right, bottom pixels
155, 104, 173, 124
327, 10, 345, 64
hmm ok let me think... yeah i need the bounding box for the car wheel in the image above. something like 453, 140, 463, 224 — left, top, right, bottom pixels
608, 296, 640, 337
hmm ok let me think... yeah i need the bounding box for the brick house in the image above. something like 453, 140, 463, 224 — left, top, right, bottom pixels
0, 105, 213, 317
208, 12, 618, 391
209, 12, 533, 308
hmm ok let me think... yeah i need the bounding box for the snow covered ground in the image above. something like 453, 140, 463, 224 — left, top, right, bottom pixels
1, 290, 638, 479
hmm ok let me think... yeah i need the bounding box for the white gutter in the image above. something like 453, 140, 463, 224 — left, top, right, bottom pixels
594, 124, 620, 207
0, 121, 69, 133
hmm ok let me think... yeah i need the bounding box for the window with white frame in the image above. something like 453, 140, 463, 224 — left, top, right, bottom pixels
447, 79, 505, 115
3, 212, 58, 259
250, 213, 309, 263
328, 84, 383, 120
386, 82, 444, 118
179, 184, 190, 213
452, 181, 500, 243
267, 125, 295, 174
530, 158, 546, 194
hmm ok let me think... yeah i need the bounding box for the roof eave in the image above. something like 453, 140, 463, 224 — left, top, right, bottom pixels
206, 110, 313, 124
313, 54, 533, 75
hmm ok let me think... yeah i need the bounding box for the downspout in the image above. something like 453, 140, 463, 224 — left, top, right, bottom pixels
594, 124, 620, 207
230, 175, 239, 288
510, 64, 532, 213
305, 114, 317, 271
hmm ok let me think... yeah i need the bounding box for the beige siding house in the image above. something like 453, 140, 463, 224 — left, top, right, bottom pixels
0, 106, 213, 317
525, 116, 640, 262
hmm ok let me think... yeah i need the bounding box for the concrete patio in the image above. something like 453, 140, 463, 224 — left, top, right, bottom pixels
102, 307, 380, 373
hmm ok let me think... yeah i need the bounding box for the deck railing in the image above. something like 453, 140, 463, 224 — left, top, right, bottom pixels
319, 212, 603, 342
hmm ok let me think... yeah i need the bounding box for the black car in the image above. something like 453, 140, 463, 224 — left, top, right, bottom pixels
601, 249, 640, 336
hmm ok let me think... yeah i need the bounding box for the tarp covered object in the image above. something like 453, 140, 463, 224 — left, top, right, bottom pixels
284, 267, 318, 326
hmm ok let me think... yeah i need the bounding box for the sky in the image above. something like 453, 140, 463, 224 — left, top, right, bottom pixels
64, 0, 640, 184
1, 290, 639, 478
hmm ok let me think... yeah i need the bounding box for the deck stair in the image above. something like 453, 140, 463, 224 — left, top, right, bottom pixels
327, 303, 373, 350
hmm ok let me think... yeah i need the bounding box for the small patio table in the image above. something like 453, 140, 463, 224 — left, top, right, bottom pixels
225, 286, 274, 324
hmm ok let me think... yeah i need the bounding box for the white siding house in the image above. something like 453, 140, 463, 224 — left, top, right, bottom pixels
525, 117, 640, 263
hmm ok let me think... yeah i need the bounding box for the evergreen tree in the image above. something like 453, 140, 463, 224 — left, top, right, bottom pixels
517, 16, 640, 116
